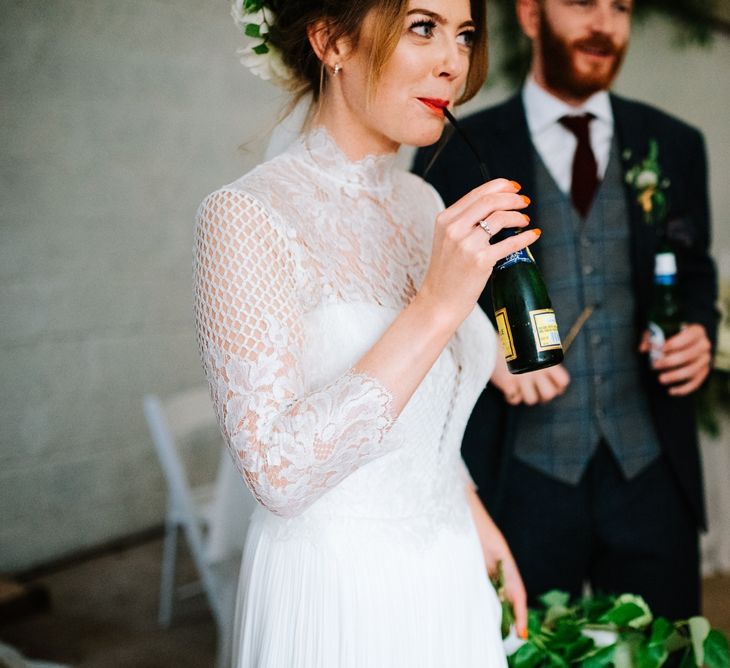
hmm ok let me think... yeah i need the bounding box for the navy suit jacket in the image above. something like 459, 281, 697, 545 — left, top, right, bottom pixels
413, 93, 718, 528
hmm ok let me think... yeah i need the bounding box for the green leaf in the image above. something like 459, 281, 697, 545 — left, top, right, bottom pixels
649, 617, 673, 645
544, 651, 568, 668
544, 605, 571, 627
704, 630, 730, 668
600, 602, 646, 627
539, 590, 570, 609
582, 645, 616, 668
509, 641, 543, 668
664, 629, 692, 654
251, 43, 269, 55
582, 595, 616, 623
689, 616, 711, 666
613, 640, 636, 668
527, 609, 543, 636
679, 648, 697, 668
501, 599, 515, 639
635, 641, 669, 668
244, 23, 261, 38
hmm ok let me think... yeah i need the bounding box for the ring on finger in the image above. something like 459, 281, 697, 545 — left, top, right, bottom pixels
478, 219, 493, 238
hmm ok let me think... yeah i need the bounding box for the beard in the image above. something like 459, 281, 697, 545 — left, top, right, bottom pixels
538, 10, 627, 99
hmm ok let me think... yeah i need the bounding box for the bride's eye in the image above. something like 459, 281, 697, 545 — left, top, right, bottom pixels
457, 29, 476, 48
409, 18, 437, 38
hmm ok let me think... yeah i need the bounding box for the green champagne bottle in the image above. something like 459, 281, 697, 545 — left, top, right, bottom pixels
647, 248, 682, 365
491, 241, 564, 374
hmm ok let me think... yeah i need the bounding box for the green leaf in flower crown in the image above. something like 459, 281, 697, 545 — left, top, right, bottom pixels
243, 0, 265, 11
244, 23, 261, 38
582, 645, 616, 668
704, 629, 730, 668
252, 43, 269, 55
600, 602, 645, 627
689, 616, 711, 666
539, 590, 571, 609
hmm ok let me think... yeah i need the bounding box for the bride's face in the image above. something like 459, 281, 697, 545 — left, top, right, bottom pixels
333, 0, 476, 156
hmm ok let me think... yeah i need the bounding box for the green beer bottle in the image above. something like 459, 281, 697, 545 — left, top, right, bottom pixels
647, 248, 682, 365
491, 240, 564, 374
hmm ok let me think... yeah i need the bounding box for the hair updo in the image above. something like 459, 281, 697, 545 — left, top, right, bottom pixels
266, 0, 488, 105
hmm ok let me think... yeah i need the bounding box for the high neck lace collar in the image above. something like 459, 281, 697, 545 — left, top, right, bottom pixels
291, 127, 398, 193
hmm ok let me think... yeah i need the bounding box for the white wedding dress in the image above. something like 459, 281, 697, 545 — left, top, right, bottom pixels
193, 128, 506, 667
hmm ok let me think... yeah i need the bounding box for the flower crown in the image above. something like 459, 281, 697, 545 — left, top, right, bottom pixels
230, 0, 292, 86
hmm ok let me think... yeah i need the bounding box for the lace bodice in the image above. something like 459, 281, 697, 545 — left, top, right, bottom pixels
193, 128, 496, 521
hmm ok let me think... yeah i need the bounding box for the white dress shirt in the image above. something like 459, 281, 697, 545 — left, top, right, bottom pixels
522, 76, 614, 195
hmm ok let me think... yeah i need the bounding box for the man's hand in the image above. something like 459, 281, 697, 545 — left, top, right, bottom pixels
490, 350, 570, 405
639, 323, 712, 396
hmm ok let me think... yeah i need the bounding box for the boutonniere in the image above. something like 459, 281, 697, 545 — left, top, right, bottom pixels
624, 139, 671, 226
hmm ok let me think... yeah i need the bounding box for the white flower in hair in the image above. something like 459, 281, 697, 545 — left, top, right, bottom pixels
230, 0, 292, 87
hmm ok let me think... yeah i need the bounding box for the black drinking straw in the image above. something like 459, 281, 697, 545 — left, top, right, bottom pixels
442, 108, 490, 182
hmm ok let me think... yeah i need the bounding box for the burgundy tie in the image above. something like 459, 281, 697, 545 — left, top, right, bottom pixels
559, 114, 598, 218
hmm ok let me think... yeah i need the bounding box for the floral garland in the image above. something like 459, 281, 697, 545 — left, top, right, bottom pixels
490, 563, 730, 668
506, 589, 730, 667
624, 139, 670, 227
230, 0, 291, 86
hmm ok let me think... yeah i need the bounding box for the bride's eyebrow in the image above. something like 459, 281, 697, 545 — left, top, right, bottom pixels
406, 8, 476, 30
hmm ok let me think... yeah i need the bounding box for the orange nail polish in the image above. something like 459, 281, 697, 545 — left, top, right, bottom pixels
523, 214, 531, 223
519, 628, 529, 640
532, 228, 542, 237
511, 180, 522, 191
521, 195, 531, 205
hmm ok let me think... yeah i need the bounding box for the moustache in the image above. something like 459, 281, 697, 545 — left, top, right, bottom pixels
573, 34, 619, 56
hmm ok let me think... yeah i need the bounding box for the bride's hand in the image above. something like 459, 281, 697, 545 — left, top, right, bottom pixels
418, 179, 538, 326
466, 486, 528, 639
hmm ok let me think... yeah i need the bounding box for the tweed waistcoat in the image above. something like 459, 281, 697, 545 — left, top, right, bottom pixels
512, 139, 660, 484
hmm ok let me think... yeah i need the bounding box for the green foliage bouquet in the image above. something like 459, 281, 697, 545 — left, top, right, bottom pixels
505, 590, 730, 668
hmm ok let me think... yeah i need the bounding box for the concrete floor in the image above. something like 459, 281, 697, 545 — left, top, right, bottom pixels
1, 535, 729, 667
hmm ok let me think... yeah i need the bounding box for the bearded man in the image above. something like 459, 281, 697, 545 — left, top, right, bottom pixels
414, 0, 718, 619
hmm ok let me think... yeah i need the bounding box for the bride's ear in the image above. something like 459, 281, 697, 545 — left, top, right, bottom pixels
307, 20, 353, 74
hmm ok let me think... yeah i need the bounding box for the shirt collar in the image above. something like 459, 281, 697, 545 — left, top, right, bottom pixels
522, 75, 613, 135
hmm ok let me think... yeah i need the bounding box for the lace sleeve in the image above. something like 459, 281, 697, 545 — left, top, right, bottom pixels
193, 189, 397, 517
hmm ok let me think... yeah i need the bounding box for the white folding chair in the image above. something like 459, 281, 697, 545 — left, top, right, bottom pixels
144, 387, 254, 668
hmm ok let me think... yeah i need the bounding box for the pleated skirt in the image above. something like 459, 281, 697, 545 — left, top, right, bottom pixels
232, 507, 507, 668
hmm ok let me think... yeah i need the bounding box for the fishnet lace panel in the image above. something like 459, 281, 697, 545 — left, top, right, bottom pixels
194, 189, 397, 517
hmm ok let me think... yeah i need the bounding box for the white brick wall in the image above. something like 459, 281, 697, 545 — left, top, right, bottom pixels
1, 1, 727, 571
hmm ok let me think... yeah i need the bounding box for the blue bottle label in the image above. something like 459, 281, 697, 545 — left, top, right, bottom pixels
494, 247, 535, 271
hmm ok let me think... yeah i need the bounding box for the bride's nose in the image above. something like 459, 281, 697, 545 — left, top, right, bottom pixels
433, 37, 466, 80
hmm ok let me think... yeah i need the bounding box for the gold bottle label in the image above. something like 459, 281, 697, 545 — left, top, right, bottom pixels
494, 308, 517, 361
529, 309, 562, 351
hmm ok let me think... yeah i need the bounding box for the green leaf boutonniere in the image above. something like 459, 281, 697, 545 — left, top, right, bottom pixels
624, 139, 671, 226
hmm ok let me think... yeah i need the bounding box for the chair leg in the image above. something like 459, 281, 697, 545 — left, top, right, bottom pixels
158, 521, 179, 627
216, 626, 232, 668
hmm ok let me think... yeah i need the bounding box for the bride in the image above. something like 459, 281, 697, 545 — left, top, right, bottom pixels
194, 0, 537, 665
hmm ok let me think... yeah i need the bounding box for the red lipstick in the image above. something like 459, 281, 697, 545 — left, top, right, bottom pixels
418, 98, 449, 116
